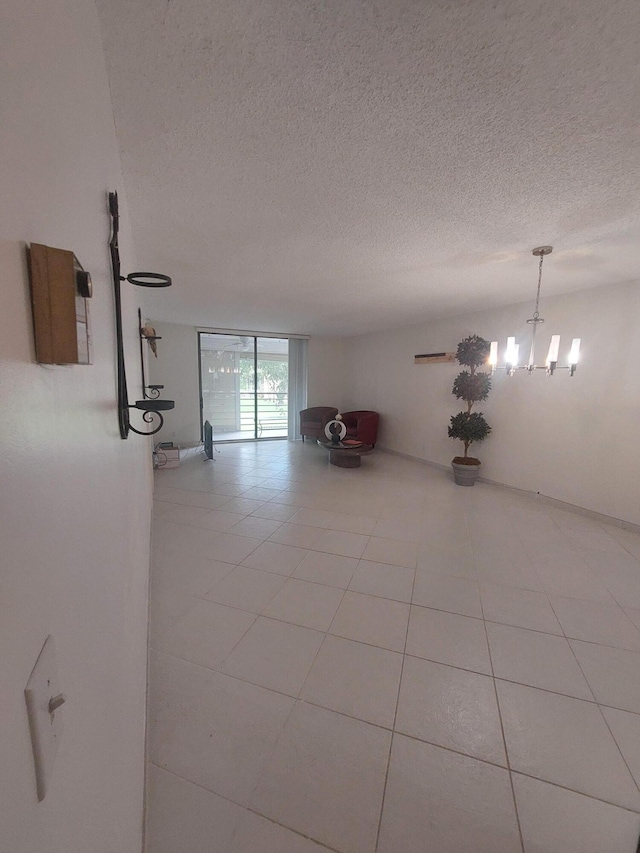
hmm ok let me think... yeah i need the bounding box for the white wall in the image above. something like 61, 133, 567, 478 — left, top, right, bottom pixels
343, 281, 640, 526
147, 322, 201, 447
1, 2, 150, 850
307, 336, 349, 411
148, 326, 351, 445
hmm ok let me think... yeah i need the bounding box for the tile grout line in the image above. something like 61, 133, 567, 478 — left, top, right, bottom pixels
595, 704, 640, 799
150, 762, 344, 853
550, 596, 640, 799
202, 566, 290, 616
499, 532, 640, 815
154, 632, 640, 715
373, 552, 418, 852
217, 539, 354, 844
153, 573, 640, 657
474, 517, 527, 853
294, 581, 351, 702
151, 720, 640, 821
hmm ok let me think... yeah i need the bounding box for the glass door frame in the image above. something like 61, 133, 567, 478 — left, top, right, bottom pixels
197, 330, 290, 444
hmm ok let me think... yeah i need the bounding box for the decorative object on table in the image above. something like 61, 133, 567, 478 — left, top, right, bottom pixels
27, 243, 93, 365
325, 415, 347, 444
414, 352, 456, 364
299, 406, 338, 442
108, 190, 175, 439
488, 246, 580, 377
340, 410, 380, 448
448, 335, 492, 486
318, 439, 374, 468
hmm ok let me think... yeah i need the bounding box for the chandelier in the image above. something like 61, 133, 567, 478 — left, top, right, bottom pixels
488, 246, 580, 377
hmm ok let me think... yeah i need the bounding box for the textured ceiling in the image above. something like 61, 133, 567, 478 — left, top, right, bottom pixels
96, 0, 640, 335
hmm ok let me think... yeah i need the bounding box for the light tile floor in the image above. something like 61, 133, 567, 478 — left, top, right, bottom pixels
147, 441, 640, 853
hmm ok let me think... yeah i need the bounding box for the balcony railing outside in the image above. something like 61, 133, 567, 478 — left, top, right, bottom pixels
202, 390, 288, 437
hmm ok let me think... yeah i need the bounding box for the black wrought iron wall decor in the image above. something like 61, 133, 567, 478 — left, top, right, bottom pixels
108, 191, 175, 439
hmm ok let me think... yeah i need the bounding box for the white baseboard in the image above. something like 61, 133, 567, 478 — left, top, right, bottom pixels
378, 447, 640, 534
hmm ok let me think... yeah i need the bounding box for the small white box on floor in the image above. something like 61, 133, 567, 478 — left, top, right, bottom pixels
154, 444, 180, 468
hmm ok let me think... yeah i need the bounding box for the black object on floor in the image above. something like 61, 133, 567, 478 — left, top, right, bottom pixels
204, 421, 214, 460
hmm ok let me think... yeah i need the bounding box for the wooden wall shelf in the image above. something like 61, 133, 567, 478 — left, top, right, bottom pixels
28, 243, 92, 365
414, 352, 456, 364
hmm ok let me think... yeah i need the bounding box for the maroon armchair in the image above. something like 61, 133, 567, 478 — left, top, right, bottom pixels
300, 406, 338, 442
341, 410, 380, 447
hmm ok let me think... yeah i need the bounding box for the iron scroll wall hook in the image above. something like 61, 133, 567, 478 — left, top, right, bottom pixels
108, 191, 175, 439
129, 399, 175, 436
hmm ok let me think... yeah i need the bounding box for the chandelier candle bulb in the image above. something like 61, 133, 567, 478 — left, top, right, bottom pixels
546, 335, 560, 364
505, 337, 519, 374
569, 338, 581, 364
568, 338, 581, 375
546, 335, 561, 373
505, 337, 517, 362
489, 341, 498, 368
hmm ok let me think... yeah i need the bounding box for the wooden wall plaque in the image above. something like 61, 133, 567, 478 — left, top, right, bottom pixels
27, 243, 92, 365
414, 352, 456, 364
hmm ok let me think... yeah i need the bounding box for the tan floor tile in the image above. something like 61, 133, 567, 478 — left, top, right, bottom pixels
396, 656, 506, 765
221, 617, 324, 695
262, 578, 344, 630
204, 565, 286, 613
329, 591, 410, 651
378, 735, 520, 853
361, 536, 418, 568
251, 703, 390, 853
497, 680, 640, 810
302, 635, 403, 727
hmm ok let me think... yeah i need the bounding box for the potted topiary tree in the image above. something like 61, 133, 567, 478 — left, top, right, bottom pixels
448, 334, 492, 486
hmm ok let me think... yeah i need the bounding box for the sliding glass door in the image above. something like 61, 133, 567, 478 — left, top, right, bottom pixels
255, 337, 289, 438
199, 333, 289, 441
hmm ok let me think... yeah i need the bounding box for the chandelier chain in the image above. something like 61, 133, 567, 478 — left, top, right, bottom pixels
532, 252, 544, 320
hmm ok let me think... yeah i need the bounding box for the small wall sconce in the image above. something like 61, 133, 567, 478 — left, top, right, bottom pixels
108, 191, 175, 439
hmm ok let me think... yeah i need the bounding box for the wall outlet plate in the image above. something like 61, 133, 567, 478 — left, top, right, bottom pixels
24, 635, 65, 801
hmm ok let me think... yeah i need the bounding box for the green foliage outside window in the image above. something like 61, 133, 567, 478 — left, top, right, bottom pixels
239, 357, 288, 394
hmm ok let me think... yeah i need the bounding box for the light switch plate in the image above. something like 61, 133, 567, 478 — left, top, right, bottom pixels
24, 635, 65, 801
